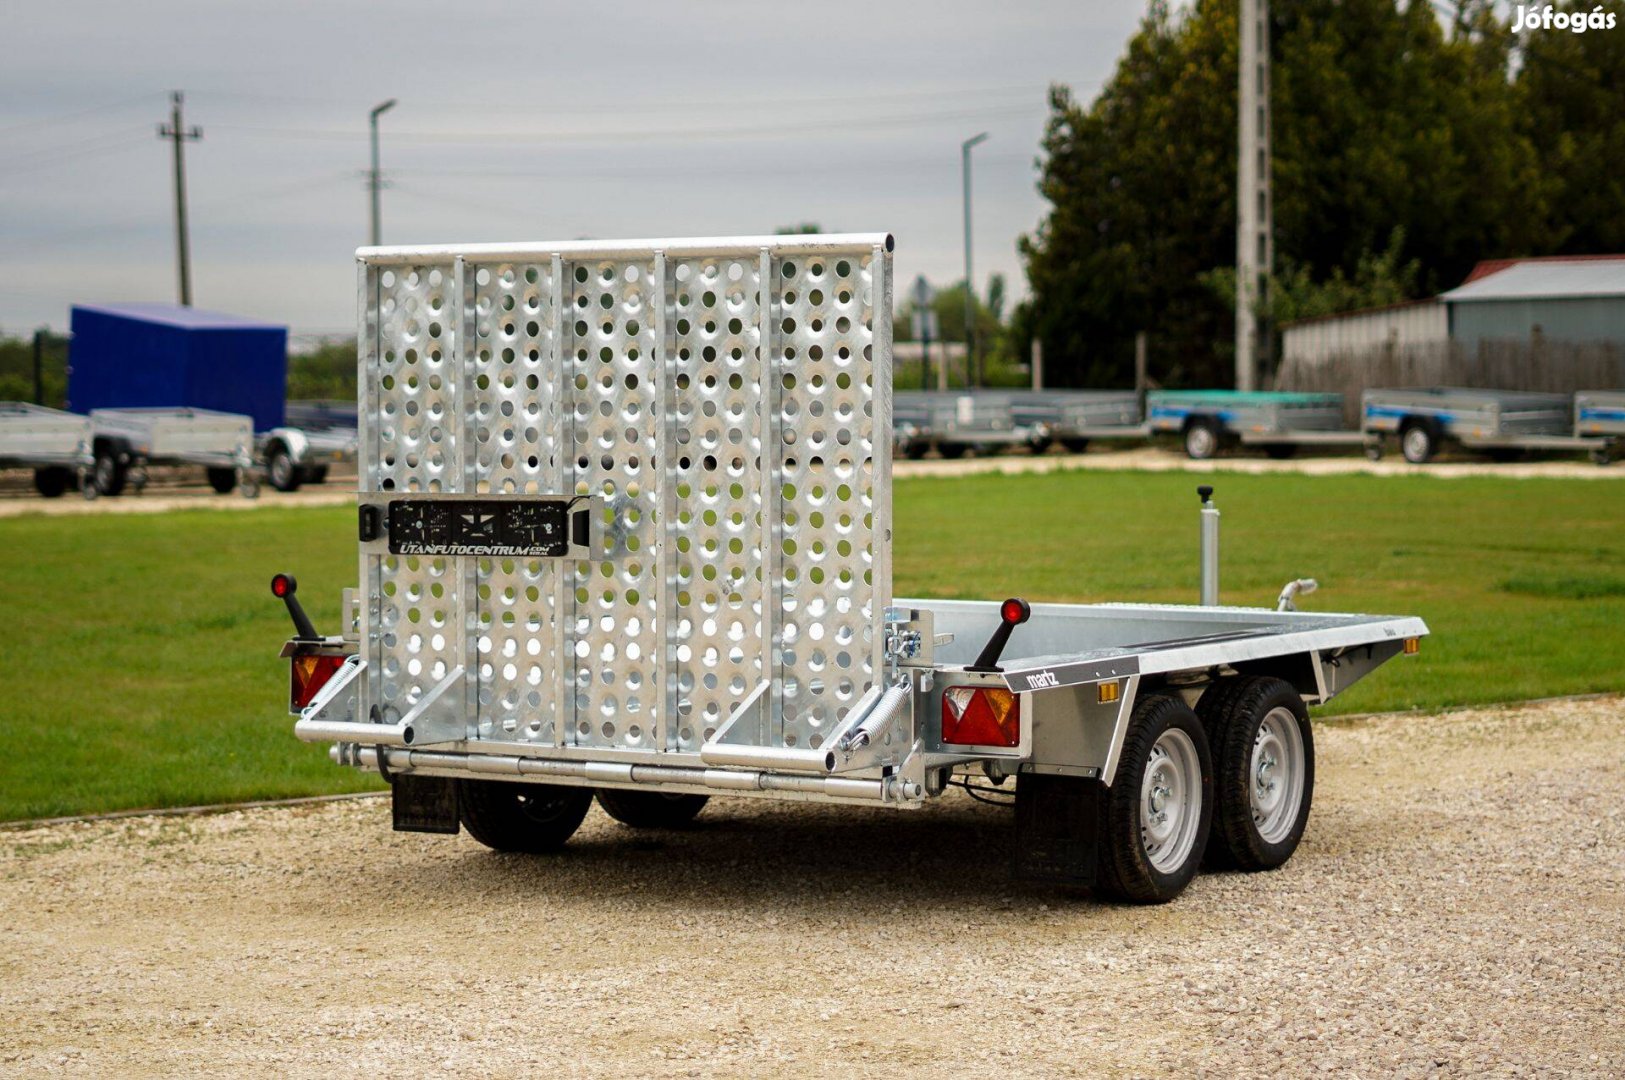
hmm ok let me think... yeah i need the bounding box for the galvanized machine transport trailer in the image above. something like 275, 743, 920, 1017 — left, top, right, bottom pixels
278, 234, 1426, 903
1362, 387, 1613, 465
0, 402, 95, 498
1148, 390, 1366, 460
257, 399, 359, 491
90, 407, 259, 497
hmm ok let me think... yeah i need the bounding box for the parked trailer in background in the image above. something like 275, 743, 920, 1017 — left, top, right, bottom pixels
1148, 390, 1362, 460
1007, 389, 1145, 453
89, 407, 258, 497
0, 403, 95, 498
892, 390, 1040, 458
277, 234, 1427, 905
1574, 391, 1625, 464
257, 399, 358, 491
1362, 387, 1611, 465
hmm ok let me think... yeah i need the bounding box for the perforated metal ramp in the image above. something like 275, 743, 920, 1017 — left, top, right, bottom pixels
356, 234, 894, 760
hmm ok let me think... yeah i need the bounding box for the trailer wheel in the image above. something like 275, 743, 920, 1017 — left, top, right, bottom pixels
1592, 445, 1614, 467
1364, 442, 1383, 462
1197, 676, 1314, 872
266, 446, 301, 492
206, 467, 237, 494
595, 789, 709, 829
33, 467, 71, 498
1098, 694, 1213, 903
1262, 443, 1297, 460
92, 447, 126, 497
903, 442, 930, 460
1026, 435, 1054, 455
458, 780, 593, 853
937, 441, 969, 460
1183, 420, 1220, 461
1060, 437, 1091, 454
1399, 420, 1438, 464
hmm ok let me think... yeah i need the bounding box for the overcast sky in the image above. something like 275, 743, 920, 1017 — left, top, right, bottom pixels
1, 1, 1146, 343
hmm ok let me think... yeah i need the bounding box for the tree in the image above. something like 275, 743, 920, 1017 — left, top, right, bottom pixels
1517, 1, 1625, 252
1019, 0, 1573, 389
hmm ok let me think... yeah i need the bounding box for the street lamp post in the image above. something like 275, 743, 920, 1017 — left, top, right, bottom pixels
369, 99, 398, 247
961, 131, 990, 387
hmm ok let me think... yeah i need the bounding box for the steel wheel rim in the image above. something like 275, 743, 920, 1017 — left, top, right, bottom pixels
1402, 427, 1430, 462
1187, 426, 1215, 459
94, 456, 115, 490
1250, 706, 1305, 844
1141, 727, 1202, 873
516, 789, 577, 825
270, 452, 293, 488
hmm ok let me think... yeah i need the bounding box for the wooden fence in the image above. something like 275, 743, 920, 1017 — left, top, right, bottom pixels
1274, 339, 1625, 426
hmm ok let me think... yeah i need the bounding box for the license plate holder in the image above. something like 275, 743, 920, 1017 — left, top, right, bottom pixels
382, 496, 581, 557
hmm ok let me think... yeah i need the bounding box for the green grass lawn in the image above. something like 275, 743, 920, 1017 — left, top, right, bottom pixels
1, 469, 1621, 821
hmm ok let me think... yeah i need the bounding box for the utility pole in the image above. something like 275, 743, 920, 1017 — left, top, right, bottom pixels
157, 91, 202, 306
32, 328, 46, 405
369, 99, 398, 246
961, 132, 989, 387
1235, 0, 1272, 390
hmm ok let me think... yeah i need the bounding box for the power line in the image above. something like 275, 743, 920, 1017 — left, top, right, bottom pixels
397, 150, 1035, 181
210, 102, 1043, 146
0, 92, 159, 136
190, 81, 1050, 118
0, 132, 150, 180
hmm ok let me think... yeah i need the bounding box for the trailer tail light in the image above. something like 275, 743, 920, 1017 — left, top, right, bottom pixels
942, 686, 1021, 747
290, 653, 346, 712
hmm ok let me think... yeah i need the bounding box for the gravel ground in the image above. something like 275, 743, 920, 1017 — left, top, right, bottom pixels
1, 696, 1622, 1077
1, 447, 1617, 518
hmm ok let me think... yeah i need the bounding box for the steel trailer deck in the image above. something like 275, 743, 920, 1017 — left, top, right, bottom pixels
0, 402, 95, 497
281, 233, 1426, 901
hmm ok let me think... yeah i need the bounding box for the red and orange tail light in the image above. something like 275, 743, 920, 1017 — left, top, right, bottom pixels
941, 686, 1021, 747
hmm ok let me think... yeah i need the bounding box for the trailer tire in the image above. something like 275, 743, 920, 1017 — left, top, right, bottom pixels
266, 445, 301, 492
33, 467, 71, 498
595, 789, 709, 829
1060, 437, 1091, 454
1183, 420, 1221, 461
937, 442, 969, 460
1399, 419, 1439, 464
1026, 435, 1054, 455
458, 780, 593, 854
1592, 445, 1613, 467
1262, 443, 1297, 460
903, 442, 930, 460
92, 446, 127, 497
1197, 676, 1314, 872
206, 467, 237, 494
1097, 694, 1213, 904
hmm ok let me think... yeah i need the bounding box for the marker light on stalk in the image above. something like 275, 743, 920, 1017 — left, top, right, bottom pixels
941, 686, 1021, 747
290, 653, 346, 711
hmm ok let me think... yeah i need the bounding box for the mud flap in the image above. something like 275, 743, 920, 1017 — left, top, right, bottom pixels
391, 774, 460, 834
1013, 771, 1104, 886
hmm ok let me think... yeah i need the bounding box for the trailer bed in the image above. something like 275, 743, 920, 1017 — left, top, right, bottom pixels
0, 402, 93, 470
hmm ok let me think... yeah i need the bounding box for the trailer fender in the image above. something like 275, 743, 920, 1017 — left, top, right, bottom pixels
261, 427, 311, 465
1025, 674, 1142, 786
